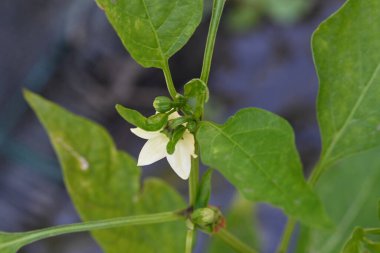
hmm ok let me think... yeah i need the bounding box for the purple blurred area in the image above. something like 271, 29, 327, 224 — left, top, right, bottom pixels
0, 0, 344, 252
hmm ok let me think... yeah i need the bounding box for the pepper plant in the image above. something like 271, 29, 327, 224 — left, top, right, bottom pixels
1, 0, 380, 252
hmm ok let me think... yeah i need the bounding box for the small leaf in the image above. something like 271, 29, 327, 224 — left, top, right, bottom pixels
195, 168, 213, 209
341, 228, 364, 253
209, 195, 259, 253
166, 125, 186, 154
24, 90, 186, 253
197, 108, 330, 227
314, 0, 380, 172
116, 104, 167, 131
184, 79, 209, 119
95, 0, 203, 68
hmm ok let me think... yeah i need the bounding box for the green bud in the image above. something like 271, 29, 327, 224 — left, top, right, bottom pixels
190, 206, 225, 233
192, 208, 216, 225
153, 96, 173, 113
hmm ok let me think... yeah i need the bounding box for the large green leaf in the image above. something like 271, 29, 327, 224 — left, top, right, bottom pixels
296, 148, 380, 253
24, 90, 187, 253
314, 0, 380, 171
296, 0, 380, 251
209, 195, 259, 253
0, 233, 24, 253
197, 108, 330, 227
95, 0, 203, 68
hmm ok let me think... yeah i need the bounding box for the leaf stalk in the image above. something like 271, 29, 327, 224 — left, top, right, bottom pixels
0, 211, 184, 252
215, 229, 259, 253
163, 61, 178, 99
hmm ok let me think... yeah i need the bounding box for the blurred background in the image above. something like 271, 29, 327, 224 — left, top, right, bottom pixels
0, 0, 345, 252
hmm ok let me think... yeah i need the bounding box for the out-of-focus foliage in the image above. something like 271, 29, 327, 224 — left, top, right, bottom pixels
227, 0, 312, 32
209, 195, 259, 252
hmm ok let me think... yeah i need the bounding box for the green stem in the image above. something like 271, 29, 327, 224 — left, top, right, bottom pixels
163, 61, 178, 99
275, 219, 296, 253
185, 229, 195, 253
189, 144, 200, 206
186, 144, 199, 253
215, 229, 258, 253
308, 162, 324, 187
0, 212, 183, 251
364, 228, 380, 235
200, 0, 226, 85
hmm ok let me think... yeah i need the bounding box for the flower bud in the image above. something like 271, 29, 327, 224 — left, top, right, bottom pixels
153, 96, 173, 113
192, 208, 216, 225
190, 206, 225, 233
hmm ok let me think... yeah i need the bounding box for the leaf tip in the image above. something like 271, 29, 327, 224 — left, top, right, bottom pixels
115, 104, 125, 114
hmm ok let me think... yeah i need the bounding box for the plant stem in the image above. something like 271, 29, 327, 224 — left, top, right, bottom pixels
364, 228, 380, 235
215, 229, 258, 253
275, 219, 296, 253
308, 162, 324, 187
200, 0, 226, 85
189, 144, 200, 206
186, 144, 200, 253
187, 1, 227, 249
185, 229, 195, 253
163, 61, 178, 99
1, 212, 183, 251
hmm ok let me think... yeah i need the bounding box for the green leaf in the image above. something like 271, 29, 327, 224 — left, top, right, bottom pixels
95, 0, 203, 68
196, 108, 330, 227
116, 104, 168, 131
0, 232, 25, 253
24, 90, 187, 253
195, 168, 213, 209
296, 148, 380, 253
296, 1, 380, 251
209, 195, 259, 253
184, 79, 209, 119
341, 228, 364, 253
314, 0, 380, 172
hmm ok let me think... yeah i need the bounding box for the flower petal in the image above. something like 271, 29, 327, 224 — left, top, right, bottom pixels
131, 128, 160, 139
167, 142, 192, 180
182, 131, 196, 157
168, 111, 181, 120
137, 134, 169, 166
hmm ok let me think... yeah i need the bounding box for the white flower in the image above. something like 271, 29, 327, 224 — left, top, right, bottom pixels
131, 112, 196, 180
